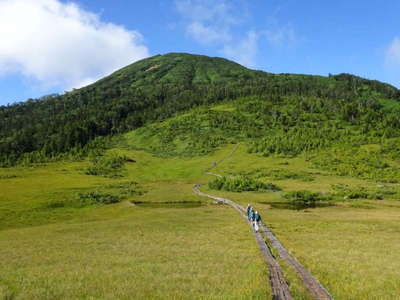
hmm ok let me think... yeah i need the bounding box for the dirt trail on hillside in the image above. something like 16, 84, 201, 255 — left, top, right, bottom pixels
194, 144, 333, 300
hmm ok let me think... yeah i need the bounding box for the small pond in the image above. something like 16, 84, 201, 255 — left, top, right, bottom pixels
132, 201, 205, 208
261, 201, 334, 211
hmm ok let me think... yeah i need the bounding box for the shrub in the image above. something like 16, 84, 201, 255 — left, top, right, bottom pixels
312, 147, 400, 182
85, 154, 128, 177
105, 181, 147, 196
332, 184, 386, 200
264, 169, 314, 181
44, 192, 123, 209
78, 192, 122, 205
283, 190, 331, 206
208, 176, 280, 192
0, 174, 18, 180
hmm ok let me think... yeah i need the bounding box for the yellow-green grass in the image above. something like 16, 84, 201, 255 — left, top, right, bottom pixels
2, 141, 400, 299
0, 147, 270, 299
0, 203, 268, 299
204, 144, 400, 299
262, 204, 400, 299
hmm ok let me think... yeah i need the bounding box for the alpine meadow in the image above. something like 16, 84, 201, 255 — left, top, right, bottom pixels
2, 52, 400, 299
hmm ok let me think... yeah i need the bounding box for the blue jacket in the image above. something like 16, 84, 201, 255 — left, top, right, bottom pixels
250, 210, 255, 221
247, 206, 252, 216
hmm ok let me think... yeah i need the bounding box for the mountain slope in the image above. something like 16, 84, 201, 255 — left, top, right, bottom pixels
0, 52, 399, 166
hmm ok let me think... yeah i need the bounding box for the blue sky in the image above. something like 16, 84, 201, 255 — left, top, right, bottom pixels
1, 0, 400, 105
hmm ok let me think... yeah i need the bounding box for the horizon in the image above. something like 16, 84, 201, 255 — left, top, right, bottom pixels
1, 0, 400, 105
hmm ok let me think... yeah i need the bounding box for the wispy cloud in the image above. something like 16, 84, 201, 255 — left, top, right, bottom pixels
175, 0, 238, 44
175, 0, 296, 68
222, 31, 259, 67
0, 0, 149, 91
386, 37, 400, 65
265, 25, 297, 47
187, 22, 231, 45
174, 0, 257, 66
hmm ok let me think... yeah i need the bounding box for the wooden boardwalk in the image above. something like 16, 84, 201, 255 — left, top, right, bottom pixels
193, 184, 333, 300
193, 184, 292, 300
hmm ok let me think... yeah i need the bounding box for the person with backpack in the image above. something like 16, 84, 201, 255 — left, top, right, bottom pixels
250, 209, 255, 224
254, 211, 261, 232
248, 206, 254, 221
246, 204, 251, 219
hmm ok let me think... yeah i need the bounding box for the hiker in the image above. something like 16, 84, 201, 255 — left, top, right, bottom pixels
248, 206, 254, 221
254, 211, 261, 232
246, 204, 251, 218
250, 209, 255, 224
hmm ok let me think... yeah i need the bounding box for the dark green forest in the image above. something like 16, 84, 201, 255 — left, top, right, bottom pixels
1, 52, 400, 166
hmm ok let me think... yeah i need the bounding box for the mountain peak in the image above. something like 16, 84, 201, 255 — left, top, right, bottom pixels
95, 52, 259, 89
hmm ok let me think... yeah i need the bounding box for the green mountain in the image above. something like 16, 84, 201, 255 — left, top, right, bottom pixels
0, 52, 399, 166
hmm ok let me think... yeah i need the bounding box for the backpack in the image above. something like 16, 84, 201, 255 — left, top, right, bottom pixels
256, 214, 261, 222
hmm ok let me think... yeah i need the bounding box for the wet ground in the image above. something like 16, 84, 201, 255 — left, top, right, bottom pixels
261, 201, 334, 210
131, 201, 205, 208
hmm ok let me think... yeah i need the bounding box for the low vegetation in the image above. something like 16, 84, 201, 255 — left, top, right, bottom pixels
331, 183, 394, 200
313, 146, 400, 182
0, 174, 18, 180
208, 175, 281, 192
283, 190, 332, 207
85, 154, 130, 178
45, 192, 123, 209
231, 167, 315, 182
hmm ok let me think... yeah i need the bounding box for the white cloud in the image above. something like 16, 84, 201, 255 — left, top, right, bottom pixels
386, 37, 400, 65
175, 0, 237, 45
265, 25, 296, 47
0, 0, 149, 90
175, 0, 237, 26
175, 0, 259, 66
222, 31, 259, 68
175, 0, 297, 68
187, 22, 231, 45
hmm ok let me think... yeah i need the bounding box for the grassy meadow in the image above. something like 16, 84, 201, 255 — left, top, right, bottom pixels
0, 148, 270, 299
203, 145, 400, 299
1, 139, 400, 299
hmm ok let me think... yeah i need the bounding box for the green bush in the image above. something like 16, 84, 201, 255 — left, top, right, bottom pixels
332, 184, 387, 200
208, 176, 280, 192
312, 147, 400, 182
0, 174, 18, 180
105, 181, 147, 196
283, 190, 331, 206
264, 169, 314, 181
77, 192, 122, 205
45, 192, 123, 209
85, 154, 128, 178
229, 168, 314, 182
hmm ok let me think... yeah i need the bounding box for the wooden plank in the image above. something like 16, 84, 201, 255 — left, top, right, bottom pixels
260, 224, 333, 300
